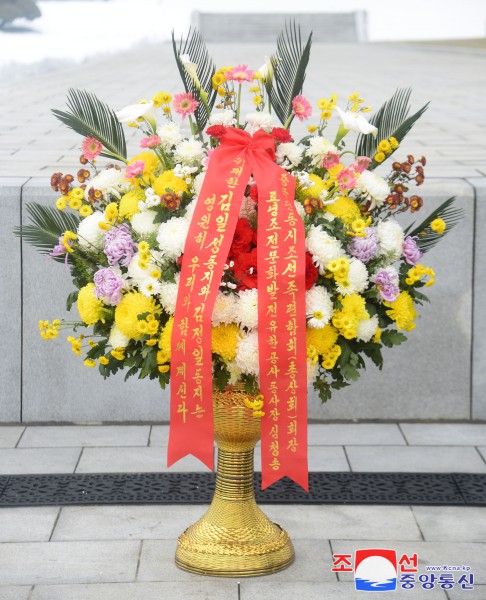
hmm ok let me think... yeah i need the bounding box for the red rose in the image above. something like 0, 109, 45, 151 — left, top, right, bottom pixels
271, 127, 293, 144
232, 247, 258, 291
249, 184, 258, 203
228, 218, 254, 259
305, 252, 319, 290
206, 125, 227, 138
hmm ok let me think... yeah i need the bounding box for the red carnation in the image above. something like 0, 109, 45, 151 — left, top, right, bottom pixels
271, 127, 293, 144
228, 218, 254, 259
305, 252, 319, 290
232, 247, 258, 291
249, 184, 258, 203
206, 125, 227, 138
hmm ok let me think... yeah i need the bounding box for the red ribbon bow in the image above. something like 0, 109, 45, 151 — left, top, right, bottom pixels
168, 126, 308, 491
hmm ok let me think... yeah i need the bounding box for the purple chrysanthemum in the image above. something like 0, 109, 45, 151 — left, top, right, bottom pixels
93, 267, 124, 305
349, 227, 378, 263
403, 236, 422, 265
104, 224, 136, 267
375, 269, 400, 302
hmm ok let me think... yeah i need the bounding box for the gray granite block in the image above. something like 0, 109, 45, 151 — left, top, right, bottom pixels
346, 445, 486, 473
401, 423, 486, 446
0, 541, 140, 585
447, 584, 486, 599
75, 446, 213, 473
262, 505, 421, 541
412, 506, 486, 542
0, 426, 25, 448
31, 582, 238, 600
149, 425, 169, 447
254, 445, 350, 472
0, 588, 32, 600
19, 425, 151, 447
0, 178, 27, 422
469, 178, 486, 419
0, 447, 81, 474
0, 508, 59, 542
308, 424, 406, 446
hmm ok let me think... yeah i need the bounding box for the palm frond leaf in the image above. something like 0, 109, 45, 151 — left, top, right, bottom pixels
405, 197, 464, 253
356, 88, 429, 166
52, 88, 127, 162
14, 202, 81, 258
267, 21, 312, 126
172, 28, 217, 132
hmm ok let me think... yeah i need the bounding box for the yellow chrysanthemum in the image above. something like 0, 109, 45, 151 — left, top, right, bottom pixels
115, 292, 158, 340
332, 294, 369, 339
158, 317, 174, 361
153, 170, 189, 198
56, 197, 67, 211
321, 344, 342, 370
211, 324, 241, 362
152, 91, 172, 107
79, 205, 93, 217
384, 291, 417, 332
119, 188, 145, 221
300, 174, 326, 199
325, 196, 361, 225
77, 283, 105, 326
306, 324, 339, 356
430, 218, 446, 235
374, 151, 386, 163
127, 151, 160, 184
212, 72, 226, 89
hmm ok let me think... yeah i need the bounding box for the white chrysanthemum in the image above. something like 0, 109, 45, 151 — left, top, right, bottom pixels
227, 360, 243, 386
139, 277, 162, 297
157, 122, 182, 149
158, 276, 179, 314
307, 359, 319, 385
131, 210, 159, 235
108, 324, 129, 348
305, 225, 343, 273
376, 220, 404, 261
127, 251, 162, 283
192, 171, 206, 195
235, 330, 259, 376
245, 112, 277, 133
156, 217, 189, 259
183, 197, 199, 223
173, 138, 205, 167
77, 211, 106, 250
356, 315, 379, 342
209, 109, 236, 127
294, 200, 306, 220
356, 171, 389, 209
212, 292, 238, 326
305, 137, 337, 166
276, 142, 304, 169
84, 168, 129, 201
238, 289, 258, 330
336, 258, 369, 295
306, 286, 333, 328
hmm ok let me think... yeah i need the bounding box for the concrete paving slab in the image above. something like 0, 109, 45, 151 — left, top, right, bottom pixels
0, 540, 140, 585
346, 446, 486, 473
0, 427, 24, 448
254, 445, 350, 472
19, 426, 151, 448
51, 505, 207, 541
478, 448, 486, 463
400, 424, 486, 446
307, 424, 406, 446
0, 508, 59, 542
262, 505, 421, 541
447, 584, 486, 599
31, 582, 238, 600
149, 426, 169, 447
412, 506, 486, 542
0, 448, 81, 474
331, 540, 486, 584
75, 447, 212, 473
0, 588, 32, 600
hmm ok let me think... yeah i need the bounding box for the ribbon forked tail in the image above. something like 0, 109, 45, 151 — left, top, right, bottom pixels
168, 127, 308, 491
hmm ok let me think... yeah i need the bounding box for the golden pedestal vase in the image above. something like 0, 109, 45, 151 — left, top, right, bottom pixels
175, 385, 295, 577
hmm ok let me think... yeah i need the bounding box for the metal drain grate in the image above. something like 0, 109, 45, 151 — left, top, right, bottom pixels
0, 472, 484, 507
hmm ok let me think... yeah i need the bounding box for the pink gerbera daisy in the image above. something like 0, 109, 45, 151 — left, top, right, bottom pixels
140, 135, 161, 149
322, 151, 340, 170
125, 160, 145, 179
292, 95, 312, 121
173, 93, 199, 120
353, 156, 372, 174
81, 137, 103, 161
336, 167, 357, 191
226, 64, 255, 83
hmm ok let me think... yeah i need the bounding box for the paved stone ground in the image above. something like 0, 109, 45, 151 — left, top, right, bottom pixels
0, 423, 486, 598
0, 42, 485, 178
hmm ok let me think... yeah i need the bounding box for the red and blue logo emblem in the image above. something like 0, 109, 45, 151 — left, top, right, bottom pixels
355, 548, 397, 591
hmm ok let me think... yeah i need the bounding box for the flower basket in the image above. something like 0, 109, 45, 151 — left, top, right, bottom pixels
17, 22, 462, 577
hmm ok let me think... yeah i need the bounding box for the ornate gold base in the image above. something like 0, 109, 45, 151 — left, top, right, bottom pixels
175, 386, 295, 577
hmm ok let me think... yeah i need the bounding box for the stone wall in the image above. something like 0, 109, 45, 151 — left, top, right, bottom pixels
1, 176, 482, 423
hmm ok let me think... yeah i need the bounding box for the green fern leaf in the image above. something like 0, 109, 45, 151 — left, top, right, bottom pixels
267, 21, 312, 126
52, 88, 127, 162
405, 197, 464, 253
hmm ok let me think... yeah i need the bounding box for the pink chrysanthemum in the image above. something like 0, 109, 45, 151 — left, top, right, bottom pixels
81, 137, 103, 161
226, 64, 255, 83
140, 135, 161, 149
336, 167, 357, 191
125, 160, 145, 179
322, 151, 340, 169
173, 93, 199, 119
292, 95, 312, 121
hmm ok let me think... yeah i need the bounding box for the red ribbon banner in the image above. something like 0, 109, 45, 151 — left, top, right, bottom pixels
168, 127, 308, 491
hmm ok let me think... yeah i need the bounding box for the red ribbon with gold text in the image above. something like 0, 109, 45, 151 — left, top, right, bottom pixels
168, 127, 308, 491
